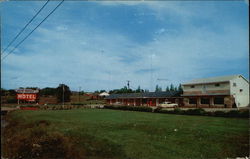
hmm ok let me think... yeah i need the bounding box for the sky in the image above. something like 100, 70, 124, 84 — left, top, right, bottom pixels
1, 1, 249, 92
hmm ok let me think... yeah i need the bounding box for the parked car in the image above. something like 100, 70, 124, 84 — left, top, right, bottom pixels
158, 101, 178, 108
113, 102, 123, 105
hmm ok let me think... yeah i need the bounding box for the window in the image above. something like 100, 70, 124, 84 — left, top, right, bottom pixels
214, 97, 224, 105
240, 89, 243, 92
215, 83, 220, 87
233, 83, 236, 87
189, 98, 197, 104
190, 85, 195, 88
201, 98, 210, 104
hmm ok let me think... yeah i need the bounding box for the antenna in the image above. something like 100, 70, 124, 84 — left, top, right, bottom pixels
157, 78, 169, 81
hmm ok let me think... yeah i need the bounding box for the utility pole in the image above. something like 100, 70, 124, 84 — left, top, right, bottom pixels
78, 86, 81, 103
127, 80, 130, 89
62, 84, 64, 107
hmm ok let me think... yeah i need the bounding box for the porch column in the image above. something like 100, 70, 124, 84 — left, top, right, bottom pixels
134, 98, 136, 106
210, 97, 214, 107
156, 98, 159, 106
140, 98, 142, 106
197, 97, 201, 108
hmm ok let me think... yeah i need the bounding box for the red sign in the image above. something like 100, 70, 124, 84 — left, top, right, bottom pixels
17, 94, 37, 101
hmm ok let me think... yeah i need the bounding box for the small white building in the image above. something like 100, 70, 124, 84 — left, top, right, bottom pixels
99, 92, 110, 97
182, 75, 249, 108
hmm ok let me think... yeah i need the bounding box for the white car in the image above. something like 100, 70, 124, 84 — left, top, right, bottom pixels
158, 101, 178, 108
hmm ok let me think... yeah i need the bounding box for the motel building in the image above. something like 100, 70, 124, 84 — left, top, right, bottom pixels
106, 75, 249, 108
181, 75, 249, 108
15, 89, 39, 104
105, 91, 183, 107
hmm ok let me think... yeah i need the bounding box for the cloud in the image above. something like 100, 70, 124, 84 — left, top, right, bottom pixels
2, 1, 248, 92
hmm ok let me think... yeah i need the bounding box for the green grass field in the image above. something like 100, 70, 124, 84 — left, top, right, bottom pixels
3, 109, 249, 159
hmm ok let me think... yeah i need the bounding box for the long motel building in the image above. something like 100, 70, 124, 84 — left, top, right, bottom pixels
106, 75, 249, 108
105, 91, 182, 107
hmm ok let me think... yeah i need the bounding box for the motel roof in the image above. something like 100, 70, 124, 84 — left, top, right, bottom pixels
182, 75, 248, 85
105, 91, 181, 99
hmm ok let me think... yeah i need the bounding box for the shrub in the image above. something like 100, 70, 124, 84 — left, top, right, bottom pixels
7, 98, 17, 103
239, 110, 249, 118
104, 105, 152, 112
71, 103, 86, 106
173, 108, 183, 114
214, 111, 226, 117
185, 108, 205, 116
226, 110, 240, 118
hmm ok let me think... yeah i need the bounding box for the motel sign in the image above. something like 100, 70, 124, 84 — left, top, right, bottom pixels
15, 89, 39, 103
17, 93, 37, 101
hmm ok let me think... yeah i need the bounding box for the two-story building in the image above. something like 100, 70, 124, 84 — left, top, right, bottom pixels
181, 75, 249, 108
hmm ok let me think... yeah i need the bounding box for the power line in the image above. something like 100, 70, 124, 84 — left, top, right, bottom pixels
2, 0, 50, 55
1, 0, 64, 61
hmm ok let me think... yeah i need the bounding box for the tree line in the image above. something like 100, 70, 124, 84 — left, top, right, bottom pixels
107, 84, 183, 94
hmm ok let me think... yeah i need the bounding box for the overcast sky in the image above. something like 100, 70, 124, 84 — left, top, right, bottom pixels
1, 1, 249, 92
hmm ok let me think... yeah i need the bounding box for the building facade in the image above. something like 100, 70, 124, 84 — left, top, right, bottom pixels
182, 75, 249, 108
105, 91, 182, 107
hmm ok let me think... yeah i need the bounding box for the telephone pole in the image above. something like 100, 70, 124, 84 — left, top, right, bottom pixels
62, 84, 64, 107
78, 86, 81, 103
127, 80, 130, 89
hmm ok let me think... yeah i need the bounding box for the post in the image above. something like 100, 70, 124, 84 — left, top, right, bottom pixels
78, 86, 81, 103
62, 84, 65, 107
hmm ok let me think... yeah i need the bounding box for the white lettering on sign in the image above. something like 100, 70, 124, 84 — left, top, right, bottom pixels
17, 94, 37, 101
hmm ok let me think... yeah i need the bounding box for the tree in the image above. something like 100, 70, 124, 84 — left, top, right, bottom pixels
1, 88, 7, 96
166, 86, 170, 92
26, 87, 39, 90
174, 86, 178, 91
155, 85, 159, 92
40, 87, 57, 96
56, 84, 71, 103
100, 90, 106, 93
136, 86, 142, 93
155, 85, 162, 92
170, 84, 175, 91
178, 84, 183, 93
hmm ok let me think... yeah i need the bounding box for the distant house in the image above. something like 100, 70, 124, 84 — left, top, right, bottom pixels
99, 92, 109, 98
84, 93, 99, 100
105, 91, 182, 106
181, 75, 249, 108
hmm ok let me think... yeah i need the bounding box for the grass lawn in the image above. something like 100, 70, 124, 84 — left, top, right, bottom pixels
3, 108, 249, 159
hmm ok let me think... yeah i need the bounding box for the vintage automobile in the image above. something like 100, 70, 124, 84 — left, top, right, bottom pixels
158, 101, 178, 108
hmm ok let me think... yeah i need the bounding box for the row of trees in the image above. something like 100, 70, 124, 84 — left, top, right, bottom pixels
108, 84, 183, 94
155, 84, 183, 93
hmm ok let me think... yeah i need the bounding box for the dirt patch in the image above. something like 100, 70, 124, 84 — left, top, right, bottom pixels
221, 134, 249, 158
2, 124, 85, 159
2, 115, 126, 159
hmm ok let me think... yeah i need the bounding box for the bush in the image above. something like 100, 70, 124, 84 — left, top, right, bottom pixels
7, 98, 17, 103
71, 103, 86, 106
104, 105, 249, 118
104, 105, 152, 112
185, 108, 205, 116
239, 110, 249, 118
173, 108, 184, 114
226, 110, 240, 118
214, 111, 226, 117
